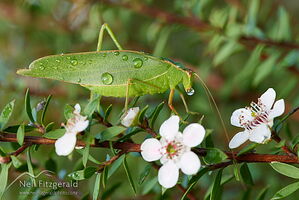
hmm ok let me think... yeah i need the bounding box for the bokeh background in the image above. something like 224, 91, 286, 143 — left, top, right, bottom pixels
0, 0, 299, 199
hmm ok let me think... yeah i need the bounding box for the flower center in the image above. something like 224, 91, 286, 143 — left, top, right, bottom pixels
241, 100, 270, 130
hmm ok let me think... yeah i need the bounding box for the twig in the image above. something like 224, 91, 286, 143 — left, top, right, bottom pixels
97, 151, 125, 172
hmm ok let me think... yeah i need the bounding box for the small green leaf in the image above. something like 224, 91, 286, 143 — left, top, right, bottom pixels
97, 126, 126, 141
240, 163, 254, 185
213, 41, 243, 66
25, 89, 35, 123
83, 144, 90, 167
237, 143, 258, 156
257, 186, 269, 200
210, 169, 223, 200
139, 163, 152, 185
101, 166, 109, 188
204, 148, 228, 164
204, 175, 234, 200
142, 177, 158, 195
84, 166, 97, 179
11, 156, 22, 168
108, 155, 125, 178
149, 102, 164, 128
138, 105, 149, 124
26, 147, 36, 186
0, 100, 15, 131
123, 155, 136, 194
93, 173, 101, 200
17, 124, 25, 146
41, 95, 52, 125
104, 104, 112, 122
64, 104, 74, 120
76, 149, 101, 164
43, 129, 65, 139
181, 167, 210, 200
84, 93, 101, 117
0, 163, 12, 198
102, 182, 122, 200
270, 162, 299, 179
271, 181, 299, 200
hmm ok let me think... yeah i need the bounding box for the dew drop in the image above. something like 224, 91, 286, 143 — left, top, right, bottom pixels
53, 66, 58, 70
114, 51, 120, 56
144, 57, 148, 61
101, 72, 113, 85
186, 88, 195, 96
67, 56, 71, 60
133, 58, 143, 68
71, 59, 78, 66
102, 53, 107, 57
122, 55, 128, 61
88, 60, 92, 64
55, 59, 61, 63
77, 78, 82, 83
39, 63, 45, 70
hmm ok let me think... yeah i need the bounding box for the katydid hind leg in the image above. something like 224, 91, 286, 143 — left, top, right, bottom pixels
96, 23, 124, 51
168, 89, 180, 116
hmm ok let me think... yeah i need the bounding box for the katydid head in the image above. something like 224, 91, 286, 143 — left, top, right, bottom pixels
182, 69, 195, 96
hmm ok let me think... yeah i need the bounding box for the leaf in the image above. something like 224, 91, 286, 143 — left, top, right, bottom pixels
76, 149, 101, 164
123, 155, 136, 194
204, 175, 234, 200
83, 144, 90, 167
204, 148, 227, 164
4, 125, 34, 133
271, 181, 299, 200
257, 186, 269, 200
210, 169, 223, 200
138, 105, 149, 124
101, 166, 109, 188
0, 100, 15, 131
139, 163, 152, 185
181, 167, 210, 200
97, 126, 126, 141
237, 143, 258, 156
41, 95, 52, 125
270, 162, 299, 179
102, 182, 122, 200
149, 102, 164, 128
43, 129, 65, 139
104, 104, 112, 122
26, 148, 36, 186
142, 177, 158, 195
17, 124, 25, 146
108, 155, 125, 178
253, 52, 280, 86
25, 89, 35, 123
64, 104, 74, 120
0, 163, 12, 198
213, 41, 243, 66
11, 156, 22, 168
240, 163, 254, 185
84, 93, 101, 117
93, 173, 101, 200
84, 166, 97, 179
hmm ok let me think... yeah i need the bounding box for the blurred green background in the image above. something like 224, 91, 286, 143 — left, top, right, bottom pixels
0, 0, 299, 199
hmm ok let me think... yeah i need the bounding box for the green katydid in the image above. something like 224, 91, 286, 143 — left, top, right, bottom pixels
17, 23, 196, 115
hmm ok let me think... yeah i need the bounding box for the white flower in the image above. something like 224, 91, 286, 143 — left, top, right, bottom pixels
121, 107, 140, 127
229, 88, 285, 149
140, 115, 205, 188
55, 104, 89, 156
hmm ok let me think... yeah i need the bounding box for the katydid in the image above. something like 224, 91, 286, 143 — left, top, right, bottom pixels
17, 24, 196, 115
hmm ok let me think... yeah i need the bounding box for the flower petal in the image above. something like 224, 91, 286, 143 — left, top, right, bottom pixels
269, 99, 285, 119
55, 132, 77, 156
73, 119, 89, 133
231, 108, 253, 128
141, 138, 162, 162
179, 151, 201, 175
74, 104, 81, 114
229, 131, 250, 149
159, 115, 180, 140
182, 123, 205, 147
158, 161, 179, 188
259, 88, 276, 109
121, 107, 140, 127
249, 124, 271, 143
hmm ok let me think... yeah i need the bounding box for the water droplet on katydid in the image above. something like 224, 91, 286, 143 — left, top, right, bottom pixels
71, 59, 78, 66
144, 57, 148, 61
39, 63, 45, 70
102, 53, 107, 57
88, 60, 92, 64
55, 59, 61, 63
101, 72, 113, 85
53, 66, 58, 70
133, 58, 143, 68
67, 56, 71, 60
114, 51, 120, 56
186, 88, 195, 96
77, 78, 82, 83
122, 55, 128, 61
